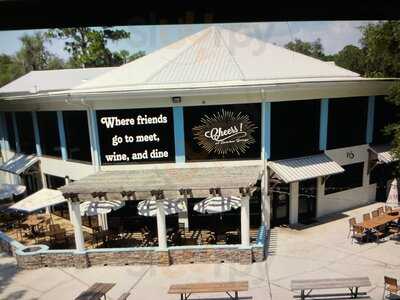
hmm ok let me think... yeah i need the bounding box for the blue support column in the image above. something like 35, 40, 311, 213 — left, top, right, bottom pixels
11, 112, 21, 153
173, 107, 185, 163
57, 111, 68, 160
319, 98, 329, 151
366, 96, 375, 144
262, 102, 271, 160
32, 112, 42, 156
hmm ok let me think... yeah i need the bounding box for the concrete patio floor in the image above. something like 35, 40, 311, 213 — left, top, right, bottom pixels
1, 202, 400, 300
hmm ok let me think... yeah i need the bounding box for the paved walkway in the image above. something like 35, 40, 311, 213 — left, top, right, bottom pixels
1, 202, 400, 299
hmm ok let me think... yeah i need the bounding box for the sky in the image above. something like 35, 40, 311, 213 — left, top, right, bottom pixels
0, 21, 378, 60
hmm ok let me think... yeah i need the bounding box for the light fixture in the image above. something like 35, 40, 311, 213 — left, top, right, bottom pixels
172, 96, 181, 104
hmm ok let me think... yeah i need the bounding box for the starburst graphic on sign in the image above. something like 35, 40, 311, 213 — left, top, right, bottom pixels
193, 109, 257, 155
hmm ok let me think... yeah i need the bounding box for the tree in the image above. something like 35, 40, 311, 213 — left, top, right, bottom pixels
360, 21, 400, 78
334, 45, 366, 75
46, 27, 132, 68
285, 38, 328, 61
0, 54, 23, 87
15, 32, 64, 73
360, 21, 400, 169
0, 32, 65, 87
113, 50, 145, 65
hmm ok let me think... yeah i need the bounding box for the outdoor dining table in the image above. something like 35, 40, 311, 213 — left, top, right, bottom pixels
357, 211, 400, 230
23, 216, 45, 236
75, 282, 116, 300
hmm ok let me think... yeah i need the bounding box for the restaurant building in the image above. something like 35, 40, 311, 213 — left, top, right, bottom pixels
0, 26, 398, 266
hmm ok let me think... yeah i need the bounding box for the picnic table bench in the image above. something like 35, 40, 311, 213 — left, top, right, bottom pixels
291, 277, 371, 299
168, 281, 248, 300
75, 282, 116, 300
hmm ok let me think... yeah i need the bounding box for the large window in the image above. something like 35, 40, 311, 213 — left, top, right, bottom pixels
15, 112, 35, 154
4, 112, 16, 151
63, 111, 92, 162
270, 100, 320, 160
37, 111, 61, 157
325, 162, 364, 194
184, 103, 261, 161
373, 95, 398, 145
327, 97, 368, 149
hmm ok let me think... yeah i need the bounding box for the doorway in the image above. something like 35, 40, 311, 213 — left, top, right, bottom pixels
298, 178, 317, 224
271, 182, 289, 227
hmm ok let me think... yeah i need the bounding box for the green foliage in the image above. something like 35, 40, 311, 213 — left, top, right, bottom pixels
46, 27, 132, 68
360, 21, 400, 78
333, 45, 366, 75
0, 32, 65, 87
384, 83, 400, 167
285, 38, 329, 61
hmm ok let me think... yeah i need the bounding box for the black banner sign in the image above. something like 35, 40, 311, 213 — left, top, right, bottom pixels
97, 108, 175, 164
184, 104, 261, 161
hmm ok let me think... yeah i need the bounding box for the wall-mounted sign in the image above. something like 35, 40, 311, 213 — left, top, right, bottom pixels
184, 104, 261, 161
96, 108, 175, 164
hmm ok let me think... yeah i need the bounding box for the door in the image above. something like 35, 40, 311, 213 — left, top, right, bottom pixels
298, 178, 317, 224
271, 183, 289, 227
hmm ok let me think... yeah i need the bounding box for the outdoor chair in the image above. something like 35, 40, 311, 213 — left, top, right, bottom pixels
370, 229, 385, 242
351, 225, 366, 244
385, 206, 393, 213
49, 224, 61, 232
384, 276, 400, 298
348, 217, 357, 238
363, 213, 371, 221
378, 207, 385, 215
372, 210, 379, 218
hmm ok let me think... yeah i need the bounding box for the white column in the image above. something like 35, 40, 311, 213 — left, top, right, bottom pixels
289, 181, 299, 225
178, 195, 189, 230
156, 199, 167, 249
241, 195, 250, 247
316, 177, 325, 218
69, 200, 85, 252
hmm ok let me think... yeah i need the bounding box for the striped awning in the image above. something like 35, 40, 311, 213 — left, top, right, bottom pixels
268, 153, 344, 183
0, 154, 39, 175
369, 145, 397, 164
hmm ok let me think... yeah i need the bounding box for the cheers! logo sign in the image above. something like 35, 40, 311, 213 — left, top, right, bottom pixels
193, 110, 257, 155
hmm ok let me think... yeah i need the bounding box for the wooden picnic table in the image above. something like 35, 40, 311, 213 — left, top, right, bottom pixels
291, 277, 371, 299
168, 281, 248, 300
357, 211, 400, 230
75, 282, 116, 300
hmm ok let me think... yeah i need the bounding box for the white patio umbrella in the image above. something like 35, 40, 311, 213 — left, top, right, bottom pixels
0, 183, 26, 200
386, 179, 399, 207
137, 198, 187, 217
80, 200, 125, 217
9, 188, 66, 212
194, 195, 241, 214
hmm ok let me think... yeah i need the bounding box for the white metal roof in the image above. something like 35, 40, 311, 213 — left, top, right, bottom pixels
369, 144, 398, 164
0, 67, 115, 96
268, 153, 345, 183
9, 188, 67, 212
0, 154, 39, 175
72, 26, 360, 93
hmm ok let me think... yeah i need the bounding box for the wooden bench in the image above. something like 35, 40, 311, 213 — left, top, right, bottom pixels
168, 281, 248, 300
75, 282, 116, 300
291, 277, 371, 299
